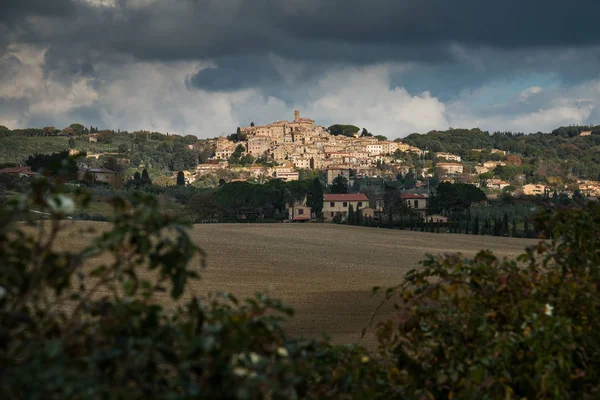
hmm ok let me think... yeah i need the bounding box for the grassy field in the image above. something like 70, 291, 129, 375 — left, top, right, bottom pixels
57, 222, 537, 347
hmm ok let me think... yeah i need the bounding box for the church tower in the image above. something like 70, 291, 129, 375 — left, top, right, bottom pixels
294, 110, 300, 122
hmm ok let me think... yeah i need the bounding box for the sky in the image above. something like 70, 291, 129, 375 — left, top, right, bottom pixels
1, 0, 600, 139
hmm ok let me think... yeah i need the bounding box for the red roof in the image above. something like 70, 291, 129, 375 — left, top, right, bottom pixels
324, 193, 368, 202
293, 215, 311, 221
0, 166, 36, 175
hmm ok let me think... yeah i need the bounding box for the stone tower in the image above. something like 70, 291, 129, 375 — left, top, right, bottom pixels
294, 110, 300, 122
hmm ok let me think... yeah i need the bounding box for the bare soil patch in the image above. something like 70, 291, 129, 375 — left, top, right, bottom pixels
55, 222, 537, 348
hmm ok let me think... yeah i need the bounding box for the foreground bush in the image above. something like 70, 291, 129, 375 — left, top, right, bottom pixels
375, 201, 600, 399
0, 170, 389, 399
2, 162, 600, 399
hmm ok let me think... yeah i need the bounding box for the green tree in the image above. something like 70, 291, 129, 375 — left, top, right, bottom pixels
240, 153, 255, 165
68, 137, 76, 149
69, 123, 86, 135
102, 156, 124, 174
141, 168, 152, 185
177, 170, 185, 186
327, 124, 360, 137
348, 204, 355, 225
374, 135, 387, 141
306, 178, 324, 217
330, 175, 348, 194
232, 144, 245, 159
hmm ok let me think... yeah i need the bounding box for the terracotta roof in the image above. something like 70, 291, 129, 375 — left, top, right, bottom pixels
0, 166, 37, 175
293, 215, 311, 221
324, 193, 368, 202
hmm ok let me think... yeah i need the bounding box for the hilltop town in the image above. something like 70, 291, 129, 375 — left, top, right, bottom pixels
198, 110, 422, 183
190, 111, 600, 200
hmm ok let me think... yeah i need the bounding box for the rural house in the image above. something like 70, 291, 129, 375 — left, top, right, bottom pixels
288, 204, 312, 222
400, 193, 428, 219
323, 193, 369, 222
77, 167, 117, 185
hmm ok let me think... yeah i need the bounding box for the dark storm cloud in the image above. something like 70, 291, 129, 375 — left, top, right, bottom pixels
0, 0, 75, 25
6, 0, 600, 62
189, 56, 284, 92
3, 0, 600, 99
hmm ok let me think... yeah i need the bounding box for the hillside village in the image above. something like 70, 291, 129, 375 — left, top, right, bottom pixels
193, 111, 600, 201
2, 111, 600, 225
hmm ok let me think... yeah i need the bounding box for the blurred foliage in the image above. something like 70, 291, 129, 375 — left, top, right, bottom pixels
372, 200, 600, 399
0, 158, 390, 399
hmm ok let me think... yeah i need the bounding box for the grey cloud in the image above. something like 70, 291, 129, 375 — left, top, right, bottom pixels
6, 0, 600, 63
3, 0, 600, 96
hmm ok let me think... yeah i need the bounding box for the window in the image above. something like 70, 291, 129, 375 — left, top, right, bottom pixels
297, 209, 304, 215
330, 212, 334, 217
343, 202, 348, 207
414, 200, 419, 209
358, 202, 363, 207
329, 202, 335, 207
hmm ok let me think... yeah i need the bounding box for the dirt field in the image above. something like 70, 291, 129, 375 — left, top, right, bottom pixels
57, 222, 537, 348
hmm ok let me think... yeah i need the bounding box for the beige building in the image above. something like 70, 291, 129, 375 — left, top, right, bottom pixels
436, 152, 462, 162
247, 136, 270, 156
401, 194, 428, 219
326, 166, 352, 185
436, 162, 464, 175
274, 163, 299, 181
522, 184, 547, 196
323, 193, 369, 222
487, 179, 510, 191
483, 161, 506, 169
78, 167, 117, 185
288, 204, 312, 222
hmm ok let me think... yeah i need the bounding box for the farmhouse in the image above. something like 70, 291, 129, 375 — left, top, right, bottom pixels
77, 167, 117, 185
323, 193, 369, 222
401, 193, 428, 219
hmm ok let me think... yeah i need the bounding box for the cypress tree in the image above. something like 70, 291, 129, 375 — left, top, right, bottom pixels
473, 215, 479, 235
177, 171, 185, 186
141, 169, 152, 185
524, 220, 530, 238
503, 212, 509, 236
512, 219, 517, 237
348, 204, 355, 225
